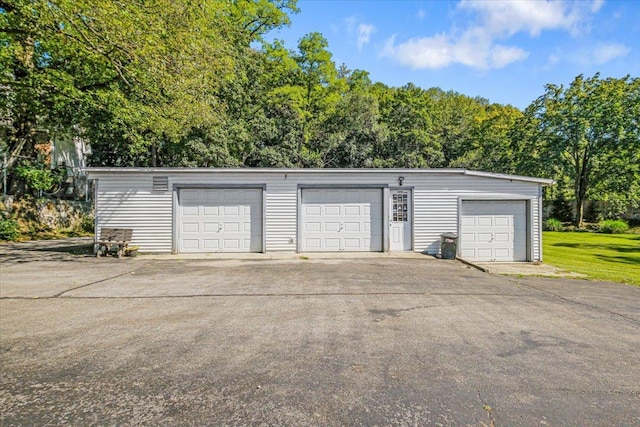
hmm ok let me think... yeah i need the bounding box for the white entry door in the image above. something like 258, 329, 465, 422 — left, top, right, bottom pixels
390, 190, 412, 251
300, 188, 383, 252
177, 188, 263, 253
460, 200, 527, 261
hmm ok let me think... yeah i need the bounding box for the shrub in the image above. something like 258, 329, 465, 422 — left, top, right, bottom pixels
544, 218, 564, 232
551, 193, 574, 222
15, 164, 59, 194
0, 217, 20, 240
599, 219, 629, 234
583, 201, 601, 223
80, 214, 95, 233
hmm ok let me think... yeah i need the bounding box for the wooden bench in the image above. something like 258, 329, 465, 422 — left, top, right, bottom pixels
95, 228, 133, 258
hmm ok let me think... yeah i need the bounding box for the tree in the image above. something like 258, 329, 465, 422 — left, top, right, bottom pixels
452, 103, 522, 173
516, 74, 640, 226
1, 0, 298, 181
372, 83, 441, 167
428, 89, 485, 168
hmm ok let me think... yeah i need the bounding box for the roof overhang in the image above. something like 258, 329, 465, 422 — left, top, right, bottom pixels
84, 167, 554, 186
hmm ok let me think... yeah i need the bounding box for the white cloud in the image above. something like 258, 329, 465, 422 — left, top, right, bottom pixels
591, 0, 605, 13
344, 17, 375, 50
458, 0, 594, 37
357, 23, 375, 50
385, 34, 456, 69
380, 29, 528, 70
417, 9, 426, 20
380, 0, 605, 70
591, 43, 630, 64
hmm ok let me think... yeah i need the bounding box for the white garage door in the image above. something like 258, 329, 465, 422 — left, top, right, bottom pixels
177, 188, 262, 253
301, 188, 383, 252
460, 200, 527, 262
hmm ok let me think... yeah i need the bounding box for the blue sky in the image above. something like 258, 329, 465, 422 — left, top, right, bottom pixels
265, 0, 640, 109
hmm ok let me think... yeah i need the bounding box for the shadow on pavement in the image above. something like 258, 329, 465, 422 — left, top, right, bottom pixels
0, 237, 95, 265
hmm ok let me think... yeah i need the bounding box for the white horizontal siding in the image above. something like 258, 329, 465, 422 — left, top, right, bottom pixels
265, 182, 297, 251
96, 175, 172, 252
90, 169, 545, 260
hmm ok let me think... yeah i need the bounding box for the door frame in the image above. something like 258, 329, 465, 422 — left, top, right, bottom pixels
388, 187, 414, 252
297, 184, 388, 253
457, 196, 534, 262
172, 184, 267, 254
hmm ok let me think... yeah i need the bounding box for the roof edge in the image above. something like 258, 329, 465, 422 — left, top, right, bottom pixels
463, 170, 553, 186
83, 167, 553, 185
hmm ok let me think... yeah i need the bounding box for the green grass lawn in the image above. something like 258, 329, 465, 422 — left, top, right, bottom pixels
543, 232, 640, 286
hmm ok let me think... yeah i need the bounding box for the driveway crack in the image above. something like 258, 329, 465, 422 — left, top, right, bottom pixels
507, 278, 640, 325
477, 390, 496, 427
52, 266, 148, 298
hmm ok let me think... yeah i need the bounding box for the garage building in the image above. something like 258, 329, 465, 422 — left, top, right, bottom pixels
85, 168, 552, 262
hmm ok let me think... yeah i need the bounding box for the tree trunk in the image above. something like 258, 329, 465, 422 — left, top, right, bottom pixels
151, 143, 158, 167
575, 159, 590, 228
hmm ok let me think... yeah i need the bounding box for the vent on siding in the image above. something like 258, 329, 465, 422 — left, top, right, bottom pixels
153, 176, 168, 192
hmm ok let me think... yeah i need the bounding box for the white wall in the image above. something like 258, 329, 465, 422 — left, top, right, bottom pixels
90, 169, 544, 260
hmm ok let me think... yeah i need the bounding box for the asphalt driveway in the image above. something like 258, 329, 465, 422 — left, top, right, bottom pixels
1, 239, 639, 426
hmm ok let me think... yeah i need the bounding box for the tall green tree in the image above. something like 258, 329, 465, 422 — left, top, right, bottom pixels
516, 74, 640, 226
428, 89, 485, 167
373, 83, 441, 167
1, 0, 298, 178
452, 103, 522, 173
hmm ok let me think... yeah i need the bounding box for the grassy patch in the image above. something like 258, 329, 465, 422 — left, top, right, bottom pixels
543, 232, 640, 286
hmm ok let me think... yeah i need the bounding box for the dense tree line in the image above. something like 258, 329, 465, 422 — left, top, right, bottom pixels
1, 1, 638, 225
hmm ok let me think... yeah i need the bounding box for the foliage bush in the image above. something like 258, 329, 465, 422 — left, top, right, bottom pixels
0, 217, 20, 240
544, 218, 564, 231
15, 164, 60, 195
551, 193, 574, 223
583, 201, 601, 223
79, 214, 95, 233
598, 220, 629, 234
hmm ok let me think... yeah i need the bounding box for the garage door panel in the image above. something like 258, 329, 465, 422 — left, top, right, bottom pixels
495, 248, 510, 259
178, 188, 262, 253
494, 216, 510, 227
325, 206, 340, 216
305, 222, 321, 232
494, 232, 510, 243
344, 206, 360, 215
344, 222, 360, 232
477, 232, 493, 243
301, 188, 382, 252
305, 238, 321, 249
478, 248, 493, 259
182, 222, 199, 233
203, 206, 218, 216
182, 206, 198, 216
461, 200, 527, 262
324, 238, 340, 249
325, 222, 340, 232
225, 222, 240, 232
181, 190, 199, 202
203, 191, 218, 202
182, 239, 199, 250
203, 239, 219, 249
202, 222, 218, 232
477, 217, 493, 227
461, 216, 476, 227
306, 206, 321, 216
